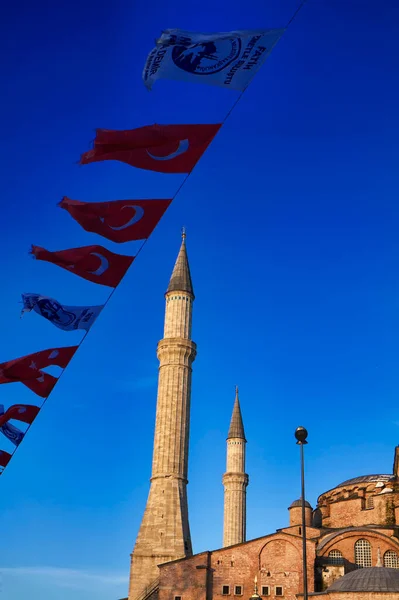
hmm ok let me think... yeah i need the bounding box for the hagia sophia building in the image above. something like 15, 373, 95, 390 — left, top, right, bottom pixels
122, 235, 399, 600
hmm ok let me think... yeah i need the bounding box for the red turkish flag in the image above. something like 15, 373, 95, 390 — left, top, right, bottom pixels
0, 346, 78, 398
0, 404, 40, 427
80, 123, 221, 173
31, 244, 134, 287
59, 197, 172, 243
0, 450, 12, 469
22, 373, 57, 398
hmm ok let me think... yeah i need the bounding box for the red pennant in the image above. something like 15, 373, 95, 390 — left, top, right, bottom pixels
22, 373, 57, 398
0, 346, 78, 398
0, 450, 12, 469
80, 123, 221, 173
31, 245, 134, 287
59, 197, 171, 243
0, 404, 40, 427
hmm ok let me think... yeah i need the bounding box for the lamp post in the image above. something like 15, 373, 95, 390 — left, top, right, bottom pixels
295, 426, 308, 600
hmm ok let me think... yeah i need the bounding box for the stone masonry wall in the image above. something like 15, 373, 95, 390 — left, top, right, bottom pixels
159, 533, 316, 600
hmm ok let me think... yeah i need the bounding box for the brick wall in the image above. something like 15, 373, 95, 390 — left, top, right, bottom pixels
159, 533, 316, 600
317, 483, 398, 530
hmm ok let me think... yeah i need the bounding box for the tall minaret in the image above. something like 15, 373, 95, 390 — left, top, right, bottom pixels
222, 387, 248, 547
129, 233, 196, 600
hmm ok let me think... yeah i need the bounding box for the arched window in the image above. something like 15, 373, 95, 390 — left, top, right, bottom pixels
329, 549, 343, 564
384, 550, 399, 569
355, 539, 372, 568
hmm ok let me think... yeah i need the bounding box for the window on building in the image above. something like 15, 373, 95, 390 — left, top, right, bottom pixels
275, 586, 284, 596
354, 539, 372, 567
366, 496, 374, 509
222, 586, 230, 595
174, 596, 182, 600
261, 587, 270, 596
384, 550, 399, 569
329, 549, 344, 564
234, 586, 243, 595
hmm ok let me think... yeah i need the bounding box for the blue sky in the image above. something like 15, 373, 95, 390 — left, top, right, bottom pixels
1, 0, 399, 598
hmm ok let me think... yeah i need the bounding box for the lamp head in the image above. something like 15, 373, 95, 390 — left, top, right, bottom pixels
295, 426, 308, 445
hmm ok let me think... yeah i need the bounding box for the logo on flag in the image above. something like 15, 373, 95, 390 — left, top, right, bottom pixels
172, 38, 241, 75
0, 405, 24, 446
22, 293, 103, 332
143, 28, 285, 91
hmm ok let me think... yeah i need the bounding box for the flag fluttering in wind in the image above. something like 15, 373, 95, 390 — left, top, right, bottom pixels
0, 346, 77, 397
22, 293, 103, 332
59, 197, 172, 243
0, 404, 40, 427
0, 419, 24, 446
143, 28, 284, 91
31, 245, 134, 287
0, 450, 12, 470
80, 124, 221, 173
0, 404, 40, 446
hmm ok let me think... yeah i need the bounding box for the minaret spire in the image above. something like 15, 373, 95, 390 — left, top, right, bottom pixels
166, 229, 194, 297
228, 386, 246, 440
223, 387, 249, 547
129, 234, 197, 600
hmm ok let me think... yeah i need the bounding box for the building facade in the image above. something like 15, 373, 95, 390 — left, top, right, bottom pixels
126, 236, 399, 600
154, 446, 399, 600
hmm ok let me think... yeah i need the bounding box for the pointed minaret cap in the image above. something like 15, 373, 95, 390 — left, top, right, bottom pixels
166, 228, 194, 297
227, 386, 246, 441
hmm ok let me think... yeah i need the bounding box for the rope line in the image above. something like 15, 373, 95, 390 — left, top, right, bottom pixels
1, 0, 308, 475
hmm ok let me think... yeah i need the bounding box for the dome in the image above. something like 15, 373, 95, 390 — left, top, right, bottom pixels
336, 474, 394, 488
328, 568, 399, 592
289, 499, 312, 509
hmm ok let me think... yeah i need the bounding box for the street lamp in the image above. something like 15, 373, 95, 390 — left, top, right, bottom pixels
295, 426, 308, 600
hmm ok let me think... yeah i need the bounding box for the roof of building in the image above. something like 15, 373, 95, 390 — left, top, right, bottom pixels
289, 499, 312, 509
227, 387, 246, 441
166, 233, 194, 297
328, 567, 399, 592
336, 474, 394, 487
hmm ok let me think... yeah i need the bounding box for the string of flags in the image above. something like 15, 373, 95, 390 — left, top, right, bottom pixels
1, 19, 303, 476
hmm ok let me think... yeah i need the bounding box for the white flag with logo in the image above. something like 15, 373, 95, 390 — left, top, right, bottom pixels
21, 293, 103, 332
143, 28, 284, 91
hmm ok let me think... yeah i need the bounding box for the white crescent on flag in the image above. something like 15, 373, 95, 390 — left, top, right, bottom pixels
106, 205, 145, 231
147, 139, 189, 161
89, 253, 109, 276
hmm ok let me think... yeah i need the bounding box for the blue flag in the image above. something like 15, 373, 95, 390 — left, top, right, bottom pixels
22, 293, 103, 332
0, 405, 24, 446
143, 28, 284, 91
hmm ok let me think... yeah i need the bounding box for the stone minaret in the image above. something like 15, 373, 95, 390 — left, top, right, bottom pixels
129, 233, 196, 600
223, 387, 249, 547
